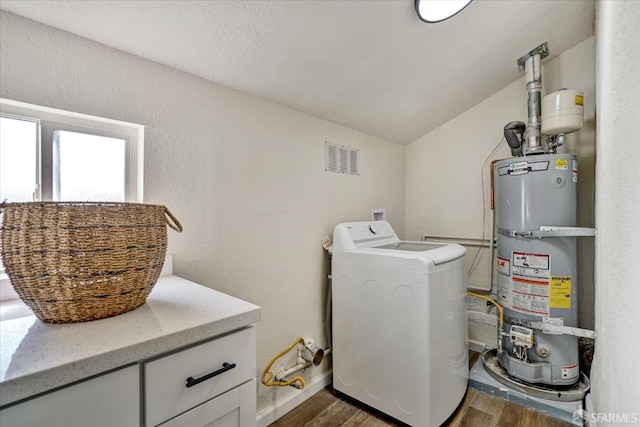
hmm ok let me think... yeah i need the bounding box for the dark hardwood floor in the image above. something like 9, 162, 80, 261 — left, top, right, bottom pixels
269, 352, 573, 427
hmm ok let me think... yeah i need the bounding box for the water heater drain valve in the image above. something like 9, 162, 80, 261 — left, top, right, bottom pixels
509, 325, 534, 348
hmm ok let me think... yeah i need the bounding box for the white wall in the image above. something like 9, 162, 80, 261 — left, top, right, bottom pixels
0, 11, 405, 419
405, 38, 596, 347
591, 1, 640, 422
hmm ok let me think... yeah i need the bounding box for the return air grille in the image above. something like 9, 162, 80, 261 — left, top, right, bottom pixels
325, 142, 359, 176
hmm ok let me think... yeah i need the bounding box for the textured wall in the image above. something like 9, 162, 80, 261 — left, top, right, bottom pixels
0, 11, 405, 418
405, 38, 597, 347
592, 0, 640, 422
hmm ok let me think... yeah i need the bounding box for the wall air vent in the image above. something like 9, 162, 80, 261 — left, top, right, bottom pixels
325, 142, 359, 176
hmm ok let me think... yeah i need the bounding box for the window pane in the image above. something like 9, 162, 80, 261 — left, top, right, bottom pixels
0, 117, 38, 202
53, 130, 126, 202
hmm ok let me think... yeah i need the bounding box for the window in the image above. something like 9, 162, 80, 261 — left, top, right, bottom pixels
1, 100, 143, 203
0, 98, 144, 300
0, 116, 38, 203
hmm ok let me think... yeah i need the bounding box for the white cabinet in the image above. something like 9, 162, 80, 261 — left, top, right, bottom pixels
145, 327, 256, 427
157, 380, 256, 427
0, 327, 257, 427
0, 365, 140, 427
0, 276, 260, 427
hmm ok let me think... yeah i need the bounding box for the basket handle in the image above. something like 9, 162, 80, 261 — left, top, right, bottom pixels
164, 207, 183, 232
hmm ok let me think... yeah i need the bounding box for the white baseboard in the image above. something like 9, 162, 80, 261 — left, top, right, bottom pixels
256, 370, 333, 427
469, 339, 489, 354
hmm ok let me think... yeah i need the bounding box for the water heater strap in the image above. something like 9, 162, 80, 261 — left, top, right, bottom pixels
497, 227, 596, 238
528, 322, 597, 339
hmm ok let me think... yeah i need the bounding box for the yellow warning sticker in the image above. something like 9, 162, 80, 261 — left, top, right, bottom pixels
550, 276, 571, 309
555, 159, 568, 170
575, 95, 584, 106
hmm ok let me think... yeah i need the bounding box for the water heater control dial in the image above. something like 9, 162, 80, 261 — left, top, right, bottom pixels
509, 325, 534, 348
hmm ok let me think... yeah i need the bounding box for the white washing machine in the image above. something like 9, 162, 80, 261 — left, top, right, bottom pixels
331, 221, 468, 426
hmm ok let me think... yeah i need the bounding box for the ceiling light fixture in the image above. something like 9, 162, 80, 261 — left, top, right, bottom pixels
415, 0, 473, 23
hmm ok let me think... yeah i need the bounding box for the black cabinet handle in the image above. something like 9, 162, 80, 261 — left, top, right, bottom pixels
185, 362, 236, 388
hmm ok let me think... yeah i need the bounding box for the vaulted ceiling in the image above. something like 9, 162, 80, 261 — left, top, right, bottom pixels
0, 0, 595, 144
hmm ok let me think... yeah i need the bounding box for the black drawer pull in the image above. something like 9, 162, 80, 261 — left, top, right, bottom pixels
185, 362, 236, 388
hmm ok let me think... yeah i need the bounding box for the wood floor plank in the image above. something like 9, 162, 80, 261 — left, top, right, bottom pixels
457, 406, 498, 427
305, 398, 360, 427
468, 351, 480, 368
341, 410, 396, 427
269, 388, 337, 427
331, 391, 401, 426
443, 388, 477, 427
516, 406, 545, 427
469, 390, 506, 415
495, 400, 526, 427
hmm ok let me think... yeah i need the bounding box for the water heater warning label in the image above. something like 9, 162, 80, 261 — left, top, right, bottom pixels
550, 276, 572, 309
513, 252, 549, 270
507, 252, 551, 316
562, 362, 579, 379
497, 257, 510, 276
555, 158, 569, 170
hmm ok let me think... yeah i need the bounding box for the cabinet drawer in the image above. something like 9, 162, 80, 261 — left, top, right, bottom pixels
157, 379, 256, 427
0, 365, 139, 427
145, 327, 255, 427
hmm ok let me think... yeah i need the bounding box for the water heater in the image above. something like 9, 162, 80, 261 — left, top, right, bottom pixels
494, 153, 580, 385
490, 43, 594, 389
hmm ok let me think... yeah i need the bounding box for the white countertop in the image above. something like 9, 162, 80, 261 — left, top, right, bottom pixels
0, 275, 261, 407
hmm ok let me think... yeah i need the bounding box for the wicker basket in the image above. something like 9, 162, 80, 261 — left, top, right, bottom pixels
0, 202, 182, 323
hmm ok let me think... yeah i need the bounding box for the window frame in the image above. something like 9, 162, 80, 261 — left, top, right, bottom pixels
1, 98, 144, 203
0, 98, 145, 301
42, 122, 132, 202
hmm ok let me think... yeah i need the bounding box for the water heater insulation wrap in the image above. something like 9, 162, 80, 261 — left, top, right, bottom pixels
494, 153, 579, 386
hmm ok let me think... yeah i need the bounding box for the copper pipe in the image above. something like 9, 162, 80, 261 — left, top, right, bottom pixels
490, 160, 498, 210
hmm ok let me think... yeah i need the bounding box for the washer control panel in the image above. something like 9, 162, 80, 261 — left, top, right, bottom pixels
333, 221, 399, 251
358, 222, 392, 238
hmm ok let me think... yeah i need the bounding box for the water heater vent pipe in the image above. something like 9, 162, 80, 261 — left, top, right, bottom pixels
517, 42, 549, 155
525, 54, 542, 153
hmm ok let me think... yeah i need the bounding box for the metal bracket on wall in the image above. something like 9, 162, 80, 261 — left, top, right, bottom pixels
516, 42, 550, 72
497, 226, 596, 238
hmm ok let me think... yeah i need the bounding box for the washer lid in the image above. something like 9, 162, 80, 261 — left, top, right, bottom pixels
373, 241, 466, 265
374, 241, 442, 252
